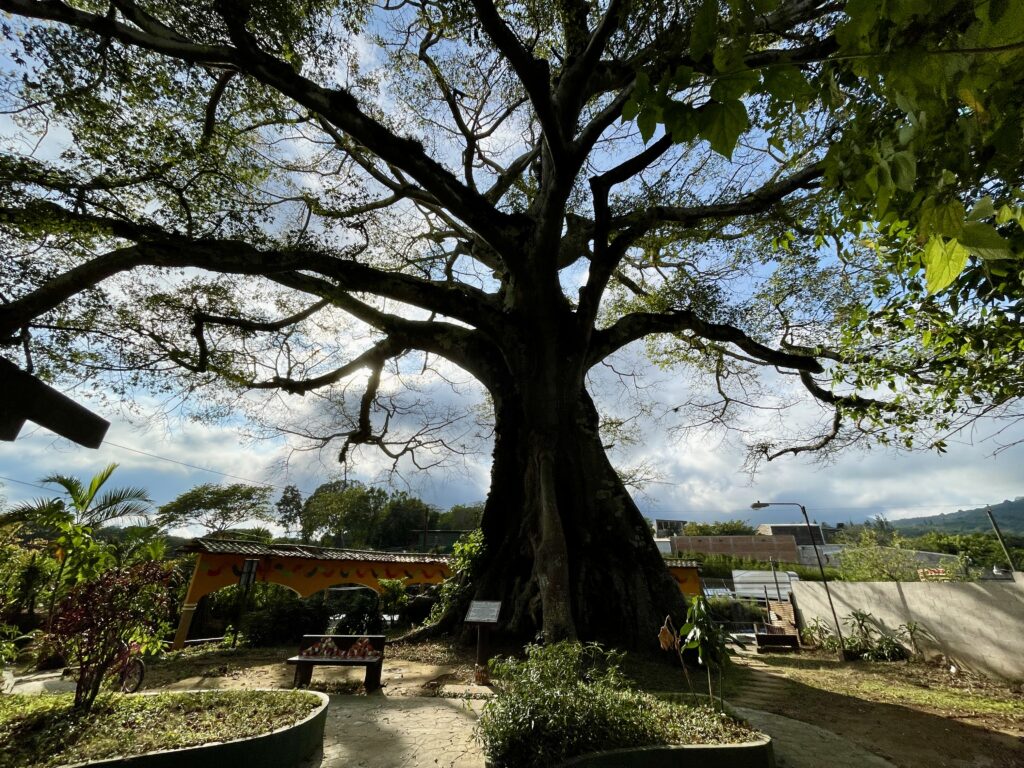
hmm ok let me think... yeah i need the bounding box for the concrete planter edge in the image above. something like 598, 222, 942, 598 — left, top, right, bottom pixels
60, 689, 330, 768
553, 734, 776, 768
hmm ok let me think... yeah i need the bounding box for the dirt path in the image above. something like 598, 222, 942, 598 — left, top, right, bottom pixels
143, 644, 477, 697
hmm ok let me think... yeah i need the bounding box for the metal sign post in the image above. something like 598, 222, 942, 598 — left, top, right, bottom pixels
233, 559, 260, 647
465, 600, 501, 684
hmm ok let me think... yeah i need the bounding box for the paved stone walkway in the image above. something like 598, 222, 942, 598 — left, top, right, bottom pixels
296, 692, 897, 768
300, 694, 486, 768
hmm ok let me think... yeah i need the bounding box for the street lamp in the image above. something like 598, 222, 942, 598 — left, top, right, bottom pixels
751, 500, 846, 658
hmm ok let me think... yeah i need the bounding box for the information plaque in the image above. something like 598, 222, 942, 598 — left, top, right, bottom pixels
465, 600, 501, 624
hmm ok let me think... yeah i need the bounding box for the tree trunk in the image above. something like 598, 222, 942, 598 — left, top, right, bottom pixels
474, 384, 686, 648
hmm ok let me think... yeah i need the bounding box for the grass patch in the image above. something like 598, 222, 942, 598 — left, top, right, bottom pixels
752, 653, 1024, 721
0, 690, 321, 768
849, 679, 1022, 715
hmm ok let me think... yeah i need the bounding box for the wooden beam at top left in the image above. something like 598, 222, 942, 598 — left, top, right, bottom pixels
0, 357, 110, 448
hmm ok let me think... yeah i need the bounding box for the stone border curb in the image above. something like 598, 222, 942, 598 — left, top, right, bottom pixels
60, 689, 329, 768
554, 735, 775, 767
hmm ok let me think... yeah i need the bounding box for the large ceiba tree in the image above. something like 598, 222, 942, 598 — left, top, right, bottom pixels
0, 0, 1022, 645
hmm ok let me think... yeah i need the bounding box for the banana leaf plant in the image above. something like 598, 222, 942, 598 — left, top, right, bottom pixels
658, 595, 736, 710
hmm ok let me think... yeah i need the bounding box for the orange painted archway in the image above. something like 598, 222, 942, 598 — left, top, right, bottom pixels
172, 539, 703, 648
172, 539, 452, 648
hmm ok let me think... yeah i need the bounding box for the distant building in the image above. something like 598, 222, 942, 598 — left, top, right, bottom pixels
756, 523, 825, 547
654, 538, 673, 555
671, 534, 799, 563
411, 530, 470, 553
796, 544, 843, 567
648, 518, 687, 537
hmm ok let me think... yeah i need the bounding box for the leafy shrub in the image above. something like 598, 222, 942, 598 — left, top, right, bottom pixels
0, 624, 18, 668
377, 578, 409, 626
802, 610, 911, 661
428, 529, 484, 625
241, 598, 332, 646
51, 562, 171, 710
706, 597, 766, 624
862, 632, 910, 662
330, 589, 383, 635
800, 616, 834, 648
477, 642, 755, 768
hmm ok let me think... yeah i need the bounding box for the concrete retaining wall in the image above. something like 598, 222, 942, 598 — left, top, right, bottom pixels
791, 577, 1024, 679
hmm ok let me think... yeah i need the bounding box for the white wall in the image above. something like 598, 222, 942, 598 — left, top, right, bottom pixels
791, 576, 1024, 680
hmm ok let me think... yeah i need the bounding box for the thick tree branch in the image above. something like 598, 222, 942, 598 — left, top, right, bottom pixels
556, 0, 624, 123
577, 133, 675, 327
588, 310, 825, 373
0, 212, 502, 338
195, 299, 329, 335
468, 0, 565, 156
0, 0, 236, 64
243, 338, 404, 395
1, 0, 522, 261
610, 162, 824, 240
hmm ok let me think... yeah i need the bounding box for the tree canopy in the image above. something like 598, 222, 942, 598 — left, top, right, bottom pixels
156, 482, 273, 535
0, 0, 1021, 644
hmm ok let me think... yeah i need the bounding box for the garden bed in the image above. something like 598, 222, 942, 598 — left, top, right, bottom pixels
477, 642, 765, 768
0, 690, 324, 768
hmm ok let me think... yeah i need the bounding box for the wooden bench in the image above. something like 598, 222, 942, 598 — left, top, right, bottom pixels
286, 635, 386, 691
755, 624, 800, 652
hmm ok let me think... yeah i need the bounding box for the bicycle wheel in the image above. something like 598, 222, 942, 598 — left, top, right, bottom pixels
120, 658, 145, 693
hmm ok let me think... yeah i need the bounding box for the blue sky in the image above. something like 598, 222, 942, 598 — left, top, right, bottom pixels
1, 9, 1021, 531
2, 381, 1021, 530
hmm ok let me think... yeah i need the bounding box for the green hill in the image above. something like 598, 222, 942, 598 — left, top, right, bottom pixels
893, 497, 1024, 536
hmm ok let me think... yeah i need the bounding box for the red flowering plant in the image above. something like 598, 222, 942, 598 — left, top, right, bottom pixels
51, 561, 171, 710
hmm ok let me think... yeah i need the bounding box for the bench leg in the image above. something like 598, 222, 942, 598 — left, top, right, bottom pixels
293, 663, 313, 688
365, 661, 383, 692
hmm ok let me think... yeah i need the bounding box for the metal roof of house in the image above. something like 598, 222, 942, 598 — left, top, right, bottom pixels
183, 538, 451, 564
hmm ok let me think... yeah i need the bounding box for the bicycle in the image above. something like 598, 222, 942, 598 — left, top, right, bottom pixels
112, 641, 146, 693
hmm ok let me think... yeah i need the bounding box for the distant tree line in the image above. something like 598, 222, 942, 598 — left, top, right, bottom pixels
273, 481, 482, 550
144, 479, 483, 551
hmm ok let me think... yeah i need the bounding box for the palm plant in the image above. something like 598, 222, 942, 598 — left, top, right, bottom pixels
1, 464, 151, 626
30, 463, 150, 528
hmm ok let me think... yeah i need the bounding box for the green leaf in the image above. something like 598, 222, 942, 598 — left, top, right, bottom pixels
919, 198, 966, 239
958, 222, 1013, 260
662, 102, 700, 143
698, 100, 749, 159
689, 0, 718, 62
709, 68, 760, 102
760, 65, 814, 107
637, 106, 658, 143
890, 151, 916, 191
922, 237, 969, 293
621, 96, 640, 122
967, 196, 996, 221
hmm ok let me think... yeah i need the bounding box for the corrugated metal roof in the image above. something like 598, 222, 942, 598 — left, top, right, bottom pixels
183, 538, 451, 564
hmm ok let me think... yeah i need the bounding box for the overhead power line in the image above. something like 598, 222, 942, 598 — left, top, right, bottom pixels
101, 440, 290, 491
0, 474, 51, 492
